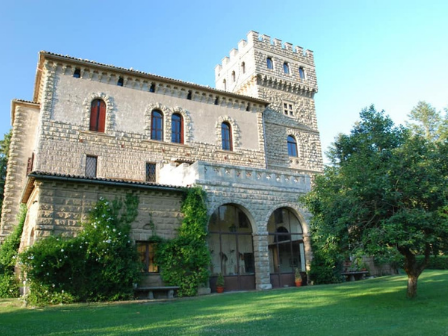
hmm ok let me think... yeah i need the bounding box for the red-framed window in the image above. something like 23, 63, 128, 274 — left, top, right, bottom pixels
89, 99, 106, 132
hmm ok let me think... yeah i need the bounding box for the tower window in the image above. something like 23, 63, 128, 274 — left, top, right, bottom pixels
241, 62, 246, 74
171, 113, 183, 144
187, 90, 192, 100
117, 76, 124, 86
85, 155, 98, 177
299, 67, 305, 79
223, 79, 226, 91
267, 57, 273, 70
214, 97, 219, 105
283, 62, 290, 74
149, 83, 155, 93
146, 162, 157, 182
151, 110, 163, 141
89, 99, 106, 132
73, 68, 81, 78
287, 136, 298, 157
231, 71, 236, 82
221, 122, 232, 151
283, 102, 294, 116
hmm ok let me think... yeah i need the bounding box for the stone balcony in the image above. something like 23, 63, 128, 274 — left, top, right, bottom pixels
159, 161, 311, 192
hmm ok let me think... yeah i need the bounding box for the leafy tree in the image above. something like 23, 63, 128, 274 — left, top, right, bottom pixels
302, 106, 448, 298
0, 130, 12, 215
406, 101, 448, 142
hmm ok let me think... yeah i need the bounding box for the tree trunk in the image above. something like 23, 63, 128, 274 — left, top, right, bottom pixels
407, 274, 418, 299
398, 244, 431, 299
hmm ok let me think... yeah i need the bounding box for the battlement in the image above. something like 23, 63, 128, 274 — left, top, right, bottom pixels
215, 31, 314, 73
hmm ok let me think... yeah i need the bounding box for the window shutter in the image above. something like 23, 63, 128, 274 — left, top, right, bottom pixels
98, 100, 106, 132
90, 101, 99, 131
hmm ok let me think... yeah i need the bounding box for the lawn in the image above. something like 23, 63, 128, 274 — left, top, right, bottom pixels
1, 270, 447, 336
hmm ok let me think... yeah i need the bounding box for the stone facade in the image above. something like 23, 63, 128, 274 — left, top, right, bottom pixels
1, 32, 324, 292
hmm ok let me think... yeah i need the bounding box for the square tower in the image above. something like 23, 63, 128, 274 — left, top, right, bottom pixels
215, 31, 323, 174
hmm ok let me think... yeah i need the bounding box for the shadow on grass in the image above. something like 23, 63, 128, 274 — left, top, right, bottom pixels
0, 271, 447, 335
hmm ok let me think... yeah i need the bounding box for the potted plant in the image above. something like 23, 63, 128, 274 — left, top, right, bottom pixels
294, 268, 302, 287
216, 273, 225, 293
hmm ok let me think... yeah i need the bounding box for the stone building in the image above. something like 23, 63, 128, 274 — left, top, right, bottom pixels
0, 31, 323, 293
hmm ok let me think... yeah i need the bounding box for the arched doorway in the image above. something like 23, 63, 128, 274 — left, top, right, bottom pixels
208, 204, 255, 292
268, 208, 305, 288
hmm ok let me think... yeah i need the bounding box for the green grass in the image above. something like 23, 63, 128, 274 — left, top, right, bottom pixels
1, 270, 448, 335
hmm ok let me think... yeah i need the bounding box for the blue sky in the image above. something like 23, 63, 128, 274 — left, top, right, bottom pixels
1, 0, 447, 160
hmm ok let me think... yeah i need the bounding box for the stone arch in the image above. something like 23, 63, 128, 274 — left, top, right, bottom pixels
208, 201, 256, 233
207, 202, 256, 292
215, 115, 241, 150
82, 92, 116, 134
263, 202, 310, 235
165, 106, 193, 144
144, 102, 172, 141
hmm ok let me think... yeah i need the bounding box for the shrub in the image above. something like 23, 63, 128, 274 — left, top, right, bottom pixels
0, 205, 26, 298
20, 194, 141, 305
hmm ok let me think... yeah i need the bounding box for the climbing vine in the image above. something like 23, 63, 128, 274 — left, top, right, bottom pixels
156, 187, 210, 297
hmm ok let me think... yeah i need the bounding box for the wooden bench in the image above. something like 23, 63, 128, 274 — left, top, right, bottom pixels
341, 271, 369, 281
134, 286, 180, 299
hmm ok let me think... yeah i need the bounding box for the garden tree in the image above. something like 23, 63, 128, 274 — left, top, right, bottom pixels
406, 101, 448, 142
302, 106, 448, 298
0, 130, 12, 216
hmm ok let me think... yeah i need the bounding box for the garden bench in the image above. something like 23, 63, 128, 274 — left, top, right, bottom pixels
134, 286, 180, 299
341, 271, 369, 281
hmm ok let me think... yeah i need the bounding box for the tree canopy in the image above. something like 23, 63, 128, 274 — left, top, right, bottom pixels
301, 106, 448, 298
406, 101, 448, 142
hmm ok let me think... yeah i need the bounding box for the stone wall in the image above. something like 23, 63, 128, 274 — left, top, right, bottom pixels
33, 61, 268, 180
0, 102, 40, 240
19, 178, 184, 251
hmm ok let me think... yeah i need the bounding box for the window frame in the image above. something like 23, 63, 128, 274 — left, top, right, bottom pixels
221, 122, 233, 151
137, 241, 159, 273
299, 67, 305, 79
171, 113, 184, 144
89, 99, 106, 132
267, 57, 274, 70
85, 155, 98, 178
287, 135, 298, 157
151, 110, 164, 141
146, 162, 157, 182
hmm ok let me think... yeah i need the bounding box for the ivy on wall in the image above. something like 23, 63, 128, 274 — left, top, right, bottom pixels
155, 187, 211, 297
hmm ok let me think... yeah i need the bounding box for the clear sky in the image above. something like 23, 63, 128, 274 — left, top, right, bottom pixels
1, 0, 447, 161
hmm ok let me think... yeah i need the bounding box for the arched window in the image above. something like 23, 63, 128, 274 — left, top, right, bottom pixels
267, 57, 273, 69
287, 135, 298, 157
283, 62, 290, 74
171, 113, 183, 144
268, 208, 304, 287
299, 67, 305, 79
151, 110, 163, 141
89, 99, 106, 132
223, 79, 227, 91
221, 122, 232, 151
241, 62, 246, 74
231, 71, 236, 82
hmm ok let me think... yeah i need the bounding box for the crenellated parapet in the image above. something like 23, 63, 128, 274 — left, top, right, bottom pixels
215, 31, 317, 95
